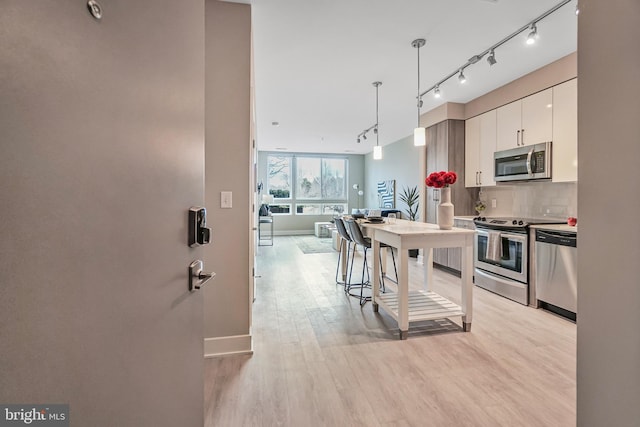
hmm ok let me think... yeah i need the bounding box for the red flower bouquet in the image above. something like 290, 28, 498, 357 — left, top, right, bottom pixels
425, 171, 457, 188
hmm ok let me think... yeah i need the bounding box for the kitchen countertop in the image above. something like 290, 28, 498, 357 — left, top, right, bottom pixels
453, 216, 477, 221
530, 223, 578, 233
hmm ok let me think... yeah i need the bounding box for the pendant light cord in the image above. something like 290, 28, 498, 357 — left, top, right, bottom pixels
376, 83, 379, 147
417, 43, 421, 127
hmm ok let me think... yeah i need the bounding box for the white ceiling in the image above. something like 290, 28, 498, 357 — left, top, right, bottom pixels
243, 0, 577, 155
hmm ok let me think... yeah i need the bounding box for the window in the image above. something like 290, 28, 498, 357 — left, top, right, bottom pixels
295, 204, 322, 215
321, 158, 347, 200
269, 204, 291, 215
266, 156, 292, 199
322, 203, 348, 215
296, 157, 321, 199
265, 154, 348, 216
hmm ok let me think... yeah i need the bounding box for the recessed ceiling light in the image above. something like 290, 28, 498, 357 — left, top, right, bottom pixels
271, 121, 279, 126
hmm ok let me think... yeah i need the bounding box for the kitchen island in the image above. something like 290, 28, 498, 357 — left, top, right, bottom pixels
361, 219, 475, 339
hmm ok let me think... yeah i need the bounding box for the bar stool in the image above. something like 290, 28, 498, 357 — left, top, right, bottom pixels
345, 219, 398, 305
334, 218, 353, 288
258, 216, 273, 246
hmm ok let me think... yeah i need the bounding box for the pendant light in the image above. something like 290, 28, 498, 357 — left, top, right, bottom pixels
373, 81, 383, 160
412, 38, 426, 147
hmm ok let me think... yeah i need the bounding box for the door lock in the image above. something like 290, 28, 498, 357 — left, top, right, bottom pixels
189, 260, 215, 291
189, 207, 211, 247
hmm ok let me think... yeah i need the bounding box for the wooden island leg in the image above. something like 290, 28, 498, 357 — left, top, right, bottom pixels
461, 238, 474, 332
398, 247, 409, 340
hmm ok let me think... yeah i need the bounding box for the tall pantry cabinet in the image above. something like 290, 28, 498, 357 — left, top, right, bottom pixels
425, 119, 478, 271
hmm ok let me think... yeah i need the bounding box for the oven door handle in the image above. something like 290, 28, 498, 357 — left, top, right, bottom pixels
477, 229, 527, 241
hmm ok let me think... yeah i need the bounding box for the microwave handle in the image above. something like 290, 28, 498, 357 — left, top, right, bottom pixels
526, 148, 534, 174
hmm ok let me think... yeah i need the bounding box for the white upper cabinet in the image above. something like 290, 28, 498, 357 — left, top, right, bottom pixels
496, 100, 522, 150
464, 115, 480, 187
496, 88, 553, 151
479, 110, 497, 187
465, 110, 496, 188
552, 79, 578, 182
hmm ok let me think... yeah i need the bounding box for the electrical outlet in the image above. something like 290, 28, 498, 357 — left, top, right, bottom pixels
491, 198, 497, 208
221, 191, 232, 208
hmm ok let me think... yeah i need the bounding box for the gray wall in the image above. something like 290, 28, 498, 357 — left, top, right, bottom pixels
577, 1, 640, 425
364, 136, 423, 220
257, 151, 364, 234
204, 1, 252, 348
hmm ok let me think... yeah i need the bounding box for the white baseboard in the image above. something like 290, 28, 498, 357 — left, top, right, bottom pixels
204, 334, 253, 358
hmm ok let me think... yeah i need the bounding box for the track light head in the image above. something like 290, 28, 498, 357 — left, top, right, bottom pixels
362, 134, 367, 140
458, 69, 466, 84
487, 49, 497, 66
527, 23, 538, 45
434, 86, 441, 98
357, 137, 361, 143
373, 126, 378, 134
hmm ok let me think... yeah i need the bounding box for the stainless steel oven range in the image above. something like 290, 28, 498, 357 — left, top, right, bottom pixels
473, 217, 563, 305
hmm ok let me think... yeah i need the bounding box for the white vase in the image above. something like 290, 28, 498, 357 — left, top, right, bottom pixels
437, 187, 454, 230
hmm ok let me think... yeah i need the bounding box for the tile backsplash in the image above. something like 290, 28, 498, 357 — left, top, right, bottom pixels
478, 182, 577, 219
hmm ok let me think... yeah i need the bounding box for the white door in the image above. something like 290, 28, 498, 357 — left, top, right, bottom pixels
0, 2, 205, 426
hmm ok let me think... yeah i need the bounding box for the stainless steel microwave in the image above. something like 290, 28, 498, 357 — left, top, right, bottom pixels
494, 141, 552, 182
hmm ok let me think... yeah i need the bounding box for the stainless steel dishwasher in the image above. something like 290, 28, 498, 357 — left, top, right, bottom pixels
534, 229, 577, 321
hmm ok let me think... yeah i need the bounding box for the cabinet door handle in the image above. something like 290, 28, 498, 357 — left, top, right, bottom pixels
475, 171, 479, 185
516, 129, 520, 146
479, 171, 482, 185
521, 128, 525, 146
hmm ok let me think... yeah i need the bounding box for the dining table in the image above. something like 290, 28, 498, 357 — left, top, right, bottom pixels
360, 218, 476, 340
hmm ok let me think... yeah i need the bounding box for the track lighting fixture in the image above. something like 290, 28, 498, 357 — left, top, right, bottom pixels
357, 137, 361, 143
412, 38, 427, 147
487, 49, 497, 66
458, 69, 466, 84
526, 23, 538, 45
363, 134, 367, 140
418, 0, 572, 99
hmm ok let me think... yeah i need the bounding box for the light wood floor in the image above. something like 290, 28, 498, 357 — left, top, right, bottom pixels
205, 236, 576, 426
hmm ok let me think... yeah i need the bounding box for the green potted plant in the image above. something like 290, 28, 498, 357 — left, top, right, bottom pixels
399, 185, 419, 221
399, 185, 420, 257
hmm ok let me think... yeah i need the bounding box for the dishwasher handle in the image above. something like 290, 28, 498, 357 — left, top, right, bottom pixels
535, 229, 577, 247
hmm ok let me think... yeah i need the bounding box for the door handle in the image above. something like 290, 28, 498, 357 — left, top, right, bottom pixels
516, 129, 520, 146
521, 128, 525, 146
479, 171, 482, 185
189, 260, 216, 291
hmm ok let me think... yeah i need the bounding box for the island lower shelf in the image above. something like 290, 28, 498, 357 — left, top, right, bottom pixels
376, 290, 464, 323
